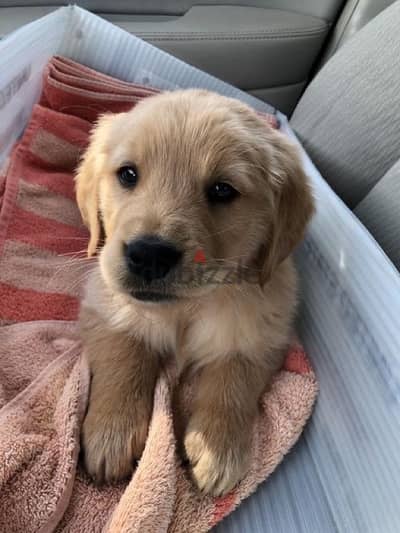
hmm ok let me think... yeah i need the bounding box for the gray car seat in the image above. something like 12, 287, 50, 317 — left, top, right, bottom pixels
291, 1, 400, 270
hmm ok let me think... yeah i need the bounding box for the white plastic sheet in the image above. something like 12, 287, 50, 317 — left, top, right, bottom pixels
1, 7, 399, 532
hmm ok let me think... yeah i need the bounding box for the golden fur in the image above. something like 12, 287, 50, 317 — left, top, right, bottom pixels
76, 89, 314, 495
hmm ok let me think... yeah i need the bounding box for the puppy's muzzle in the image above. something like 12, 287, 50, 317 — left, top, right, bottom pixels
124, 235, 182, 283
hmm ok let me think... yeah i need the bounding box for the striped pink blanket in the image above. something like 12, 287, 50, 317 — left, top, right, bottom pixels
0, 57, 317, 532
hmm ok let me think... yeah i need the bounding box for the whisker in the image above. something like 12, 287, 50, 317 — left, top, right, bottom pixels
57, 249, 88, 257
46, 259, 93, 289
62, 268, 94, 294
55, 234, 88, 239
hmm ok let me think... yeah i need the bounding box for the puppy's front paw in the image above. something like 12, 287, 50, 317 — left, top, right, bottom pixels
82, 402, 151, 483
184, 419, 251, 496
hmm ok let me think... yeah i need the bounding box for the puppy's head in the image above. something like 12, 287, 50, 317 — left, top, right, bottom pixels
76, 90, 314, 303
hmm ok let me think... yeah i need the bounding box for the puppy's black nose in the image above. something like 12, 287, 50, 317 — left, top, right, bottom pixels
125, 235, 182, 282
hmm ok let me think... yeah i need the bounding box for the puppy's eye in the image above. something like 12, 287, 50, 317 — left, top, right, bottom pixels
207, 182, 239, 204
117, 165, 138, 188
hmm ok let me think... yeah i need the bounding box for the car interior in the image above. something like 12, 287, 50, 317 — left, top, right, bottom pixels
0, 1, 394, 113
0, 0, 398, 274
1, 1, 399, 532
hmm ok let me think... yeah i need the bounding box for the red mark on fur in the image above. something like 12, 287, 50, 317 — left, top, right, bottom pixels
193, 249, 206, 263
211, 490, 237, 526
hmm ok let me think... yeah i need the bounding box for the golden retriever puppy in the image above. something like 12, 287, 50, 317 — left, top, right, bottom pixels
76, 89, 314, 496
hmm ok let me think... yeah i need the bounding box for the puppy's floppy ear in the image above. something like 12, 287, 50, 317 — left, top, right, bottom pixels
259, 130, 315, 285
75, 114, 114, 257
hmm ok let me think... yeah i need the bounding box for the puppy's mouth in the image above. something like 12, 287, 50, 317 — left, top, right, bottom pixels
131, 290, 177, 303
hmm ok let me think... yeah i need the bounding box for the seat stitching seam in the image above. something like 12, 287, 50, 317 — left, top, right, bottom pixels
134, 29, 327, 41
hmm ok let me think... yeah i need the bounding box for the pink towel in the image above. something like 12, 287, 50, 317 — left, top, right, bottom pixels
0, 57, 317, 532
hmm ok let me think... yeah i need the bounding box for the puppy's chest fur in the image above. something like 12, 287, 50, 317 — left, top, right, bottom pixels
138, 294, 270, 369
84, 260, 297, 373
